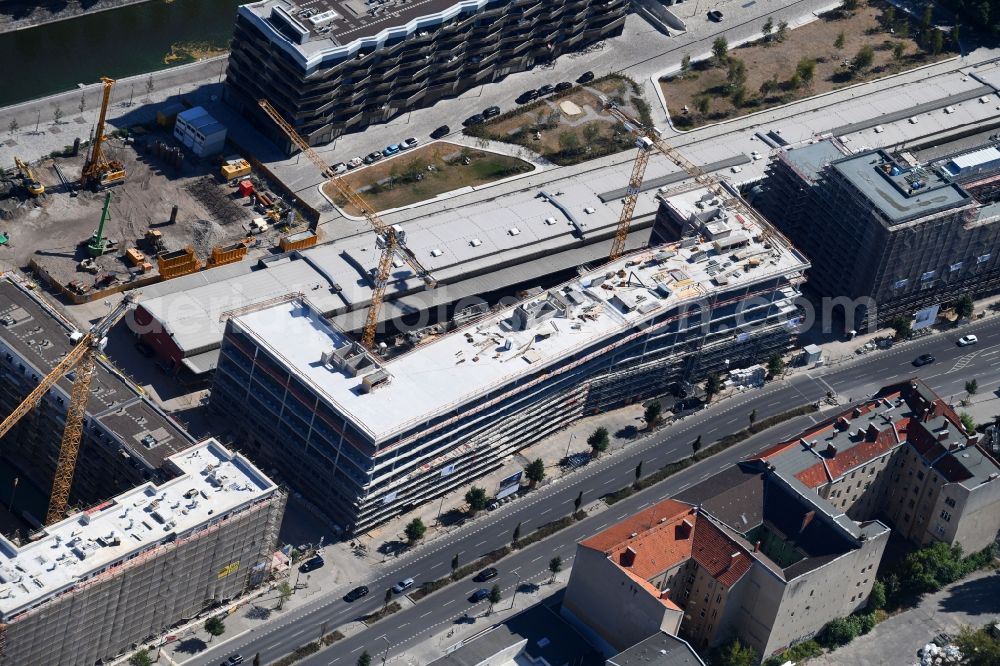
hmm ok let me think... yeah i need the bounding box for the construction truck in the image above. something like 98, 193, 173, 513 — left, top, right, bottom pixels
14, 157, 44, 196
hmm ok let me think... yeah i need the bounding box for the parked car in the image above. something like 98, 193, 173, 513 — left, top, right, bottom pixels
392, 577, 415, 594
347, 156, 363, 169
483, 105, 501, 119
707, 9, 724, 21
469, 588, 490, 602
400, 137, 419, 150
474, 567, 498, 582
364, 152, 383, 164
225, 656, 245, 666
332, 162, 347, 174
300, 555, 324, 572
554, 81, 573, 93
487, 502, 499, 511
516, 89, 538, 104
344, 585, 369, 602
577, 71, 595, 84
958, 334, 978, 346
537, 84, 555, 96
913, 353, 936, 367
463, 113, 486, 127
383, 144, 400, 156
430, 125, 451, 139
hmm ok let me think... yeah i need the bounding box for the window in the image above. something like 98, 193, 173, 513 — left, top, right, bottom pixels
950, 262, 963, 272
921, 270, 937, 281
940, 510, 952, 522
979, 253, 992, 264
908, 499, 915, 509
893, 278, 909, 289
945, 497, 956, 508
917, 471, 924, 480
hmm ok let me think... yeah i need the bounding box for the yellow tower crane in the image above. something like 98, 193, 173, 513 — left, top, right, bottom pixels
80, 77, 127, 189
257, 99, 435, 349
605, 102, 772, 262
0, 292, 140, 525
13, 157, 44, 196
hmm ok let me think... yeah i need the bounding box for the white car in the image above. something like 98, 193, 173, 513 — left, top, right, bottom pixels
400, 137, 419, 150
347, 156, 363, 169
957, 334, 978, 346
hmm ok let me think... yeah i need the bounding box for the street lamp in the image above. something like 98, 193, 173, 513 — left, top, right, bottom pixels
562, 434, 577, 476
380, 634, 390, 666
509, 569, 522, 610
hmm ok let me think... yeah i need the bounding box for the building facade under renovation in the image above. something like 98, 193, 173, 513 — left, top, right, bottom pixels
0, 276, 194, 520
210, 188, 809, 534
224, 0, 628, 146
0, 439, 285, 666
757, 140, 1000, 329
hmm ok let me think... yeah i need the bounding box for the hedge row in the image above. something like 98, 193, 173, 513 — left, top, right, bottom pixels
363, 601, 402, 624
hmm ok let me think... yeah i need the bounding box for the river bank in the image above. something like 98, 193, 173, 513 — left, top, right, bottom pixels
0, 0, 155, 34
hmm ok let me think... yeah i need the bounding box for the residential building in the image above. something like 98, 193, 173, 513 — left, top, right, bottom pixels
224, 0, 628, 147
0, 275, 194, 516
756, 140, 1000, 329
0, 439, 285, 666
209, 190, 808, 534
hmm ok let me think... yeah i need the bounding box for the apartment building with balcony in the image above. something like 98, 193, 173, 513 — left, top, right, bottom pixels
209, 189, 808, 535
224, 0, 628, 147
756, 140, 1000, 330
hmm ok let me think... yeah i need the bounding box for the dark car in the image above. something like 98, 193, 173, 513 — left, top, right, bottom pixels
344, 585, 369, 602
300, 555, 324, 573
707, 9, 724, 21
554, 81, 573, 93
469, 588, 490, 602
363, 151, 383, 164
913, 353, 936, 367
516, 89, 538, 104
474, 567, 498, 582
537, 84, 555, 96
430, 125, 450, 139
224, 656, 244, 666
577, 71, 595, 84
463, 114, 485, 127
483, 105, 501, 118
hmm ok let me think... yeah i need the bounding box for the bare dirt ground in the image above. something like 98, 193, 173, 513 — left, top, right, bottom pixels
0, 127, 276, 290
662, 3, 953, 129
323, 142, 532, 215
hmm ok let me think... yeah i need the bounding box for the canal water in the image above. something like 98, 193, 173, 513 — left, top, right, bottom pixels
0, 0, 244, 107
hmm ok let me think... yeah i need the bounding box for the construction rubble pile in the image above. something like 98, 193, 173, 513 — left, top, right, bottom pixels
914, 642, 963, 666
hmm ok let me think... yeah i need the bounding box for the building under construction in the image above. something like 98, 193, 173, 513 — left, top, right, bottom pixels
0, 276, 194, 518
210, 188, 809, 535
756, 140, 1000, 329
0, 439, 285, 666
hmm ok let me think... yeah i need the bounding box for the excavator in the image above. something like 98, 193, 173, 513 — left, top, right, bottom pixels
13, 157, 44, 196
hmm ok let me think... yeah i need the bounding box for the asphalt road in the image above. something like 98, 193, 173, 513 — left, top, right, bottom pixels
186, 314, 1000, 666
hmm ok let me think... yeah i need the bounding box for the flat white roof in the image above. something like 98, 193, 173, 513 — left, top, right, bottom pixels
0, 440, 277, 619
232, 188, 807, 441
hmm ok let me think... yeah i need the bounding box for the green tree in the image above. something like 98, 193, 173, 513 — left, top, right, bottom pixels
384, 587, 393, 608
451, 553, 460, 573
898, 541, 966, 595
893, 41, 907, 61
852, 44, 875, 72
712, 638, 758, 666
129, 649, 154, 666
966, 379, 979, 396
867, 579, 886, 611
932, 29, 944, 55
582, 123, 601, 145
466, 486, 489, 513
276, 581, 292, 610
78, 93, 86, 114
767, 353, 785, 377
955, 625, 1000, 666
680, 53, 691, 74
921, 4, 934, 36
558, 131, 580, 155
704, 373, 723, 403
882, 5, 895, 29
145, 74, 155, 99
488, 584, 502, 614
727, 58, 747, 91
749, 409, 757, 428
696, 96, 711, 116
549, 556, 563, 583
796, 58, 817, 87
842, 0, 859, 10
762, 17, 774, 42
956, 294, 974, 319
834, 30, 846, 49
644, 401, 663, 428
405, 517, 426, 543
788, 72, 803, 90
512, 521, 522, 546
204, 616, 226, 642
776, 20, 789, 42
357, 652, 372, 666
52, 105, 63, 125
818, 616, 857, 647
890, 315, 911, 340
588, 427, 610, 457
961, 412, 977, 434
525, 458, 546, 487
897, 20, 910, 39
712, 36, 729, 65
7, 118, 18, 136
730, 86, 747, 108
951, 24, 961, 48
759, 78, 777, 97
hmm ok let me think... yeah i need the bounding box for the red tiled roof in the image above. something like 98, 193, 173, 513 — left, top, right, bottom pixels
691, 517, 753, 587
581, 498, 693, 555
794, 463, 829, 489
825, 426, 899, 478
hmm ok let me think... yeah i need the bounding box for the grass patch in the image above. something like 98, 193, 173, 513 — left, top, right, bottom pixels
271, 642, 321, 666
363, 601, 402, 624
665, 2, 954, 130
323, 142, 532, 215
604, 403, 819, 505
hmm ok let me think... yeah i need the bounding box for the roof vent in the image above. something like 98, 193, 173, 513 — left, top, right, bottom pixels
469, 238, 482, 247
825, 443, 838, 458
629, 532, 638, 538
508, 227, 521, 236
430, 248, 443, 257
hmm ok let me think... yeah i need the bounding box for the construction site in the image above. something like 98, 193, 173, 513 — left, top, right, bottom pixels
0, 77, 315, 305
